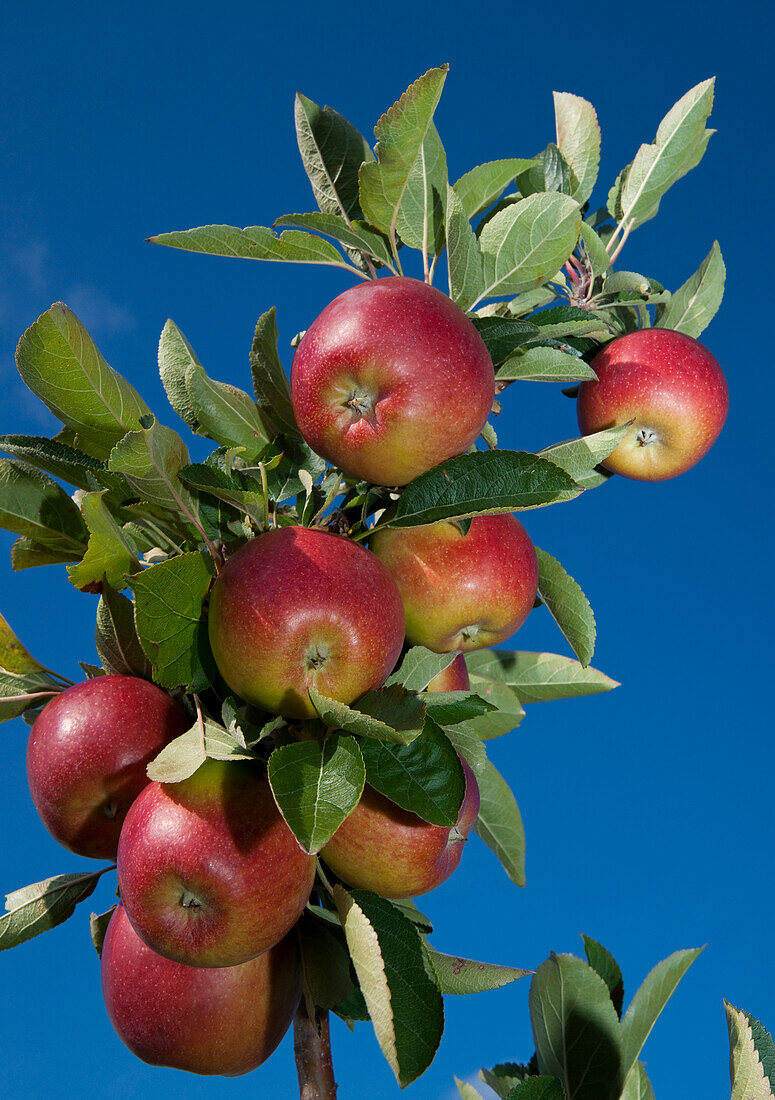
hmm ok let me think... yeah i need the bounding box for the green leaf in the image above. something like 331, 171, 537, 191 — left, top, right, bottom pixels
0, 611, 46, 675
386, 450, 580, 529
178, 463, 266, 526
726, 1002, 775, 1100
554, 92, 601, 204
394, 122, 448, 256
0, 668, 61, 724
744, 1012, 775, 1091
465, 650, 618, 704
385, 647, 457, 693
538, 425, 629, 488
446, 185, 485, 311
298, 913, 357, 1012
473, 760, 525, 886
475, 193, 582, 305
146, 717, 254, 782
657, 241, 725, 338
67, 491, 140, 591
619, 1062, 656, 1100
470, 316, 540, 365
607, 79, 715, 232
149, 224, 352, 270
579, 223, 611, 277
274, 213, 395, 270
422, 690, 495, 725
529, 304, 610, 339
453, 159, 531, 219
0, 868, 111, 953
15, 303, 152, 460
294, 91, 374, 221
158, 318, 200, 431
481, 1064, 535, 1097
9, 537, 83, 570
185, 366, 269, 459
497, 347, 597, 383
359, 65, 449, 241
0, 435, 105, 491
334, 885, 444, 1087
619, 947, 703, 1090
442, 723, 487, 777
530, 953, 622, 1099
309, 684, 426, 745
90, 905, 116, 959
535, 548, 596, 667
460, 678, 525, 739
358, 717, 465, 827
268, 734, 366, 854
128, 551, 215, 692
426, 945, 529, 994
249, 307, 298, 437
455, 1079, 484, 1100
516, 143, 572, 197
581, 935, 624, 1017
508, 1079, 566, 1099
0, 460, 87, 555
95, 586, 153, 679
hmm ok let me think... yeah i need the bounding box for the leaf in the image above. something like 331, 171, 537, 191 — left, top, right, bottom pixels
334, 885, 444, 1087
67, 491, 140, 591
460, 678, 525, 739
157, 318, 200, 431
359, 65, 449, 241
274, 212, 395, 270
95, 586, 153, 679
0, 460, 87, 555
268, 734, 366, 854
516, 144, 572, 197
0, 435, 105, 491
508, 1079, 566, 1099
385, 450, 580, 528
15, 303, 152, 460
618, 947, 703, 1090
554, 92, 601, 204
481, 1062, 537, 1096
619, 1062, 656, 1100
456, 1079, 484, 1100
446, 184, 485, 311
294, 91, 374, 221
394, 123, 448, 256
535, 548, 596, 667
249, 307, 298, 437
0, 869, 110, 953
385, 647, 458, 693
726, 1002, 775, 1100
657, 241, 725, 338
422, 690, 495, 725
9, 537, 83, 570
90, 906, 116, 958
178, 463, 266, 525
530, 953, 622, 1099
579, 223, 611, 277
475, 193, 581, 305
128, 551, 215, 692
426, 946, 529, 994
529, 304, 610, 338
0, 611, 46, 675
146, 717, 254, 782
442, 724, 487, 777
149, 224, 351, 270
453, 159, 532, 219
744, 1011, 775, 1091
107, 418, 202, 534
0, 668, 61, 723
497, 346, 597, 383
358, 717, 465, 827
607, 79, 715, 232
473, 760, 525, 886
538, 425, 629, 488
309, 684, 426, 745
465, 650, 618, 704
581, 935, 624, 1017
470, 316, 540, 365
185, 366, 269, 459
298, 913, 357, 1012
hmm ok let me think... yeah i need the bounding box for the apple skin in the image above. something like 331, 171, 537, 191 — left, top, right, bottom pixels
371, 515, 538, 652
322, 753, 479, 899
577, 328, 729, 481
101, 904, 301, 1076
427, 653, 470, 692
26, 675, 189, 860
208, 526, 405, 719
117, 758, 315, 967
290, 277, 496, 486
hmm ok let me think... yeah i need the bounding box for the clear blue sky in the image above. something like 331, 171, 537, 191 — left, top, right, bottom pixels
0, 3, 770, 1098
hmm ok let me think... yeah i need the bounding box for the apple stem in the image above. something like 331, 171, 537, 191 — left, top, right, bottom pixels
1, 690, 61, 705
606, 219, 633, 265
294, 1001, 338, 1100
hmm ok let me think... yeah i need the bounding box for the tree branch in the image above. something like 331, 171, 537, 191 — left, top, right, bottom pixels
294, 1001, 338, 1100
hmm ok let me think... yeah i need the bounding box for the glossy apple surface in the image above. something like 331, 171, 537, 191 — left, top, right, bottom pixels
322, 753, 479, 899
577, 328, 729, 480
102, 904, 301, 1076
26, 675, 189, 859
117, 759, 315, 967
208, 525, 405, 718
290, 277, 495, 486
371, 514, 538, 652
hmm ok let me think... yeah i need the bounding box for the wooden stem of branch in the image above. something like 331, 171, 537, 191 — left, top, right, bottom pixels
294, 1001, 338, 1100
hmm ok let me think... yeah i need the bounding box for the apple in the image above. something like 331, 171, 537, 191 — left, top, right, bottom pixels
101, 904, 301, 1076
26, 675, 189, 859
290, 277, 495, 486
117, 758, 315, 967
427, 653, 470, 692
576, 328, 729, 480
370, 514, 538, 652
208, 525, 405, 719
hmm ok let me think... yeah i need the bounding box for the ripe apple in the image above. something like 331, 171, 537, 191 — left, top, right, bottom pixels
427, 653, 470, 692
290, 277, 496, 486
370, 514, 538, 652
101, 904, 301, 1076
577, 328, 729, 480
322, 751, 479, 899
26, 675, 189, 859
208, 525, 405, 719
117, 758, 315, 967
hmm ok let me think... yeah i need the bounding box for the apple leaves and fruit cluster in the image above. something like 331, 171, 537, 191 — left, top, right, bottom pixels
0, 64, 730, 1094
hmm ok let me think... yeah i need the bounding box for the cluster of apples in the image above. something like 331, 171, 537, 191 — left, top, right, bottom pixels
23, 274, 728, 1077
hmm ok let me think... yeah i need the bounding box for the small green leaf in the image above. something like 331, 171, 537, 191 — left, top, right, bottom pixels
446, 185, 485, 311
0, 460, 87, 555
146, 717, 254, 783
516, 143, 572, 197
507, 1079, 566, 1099
149, 224, 352, 270
9, 537, 83, 570
298, 913, 357, 1012
538, 425, 629, 488
90, 906, 117, 958
274, 213, 395, 270
0, 868, 112, 953
579, 223, 611, 277
554, 92, 601, 204
309, 684, 426, 745
535, 548, 596, 667
268, 734, 365, 854
465, 650, 618, 704
455, 1078, 484, 1100
158, 319, 200, 431
178, 463, 266, 526
0, 668, 61, 723
95, 586, 153, 679
426, 945, 529, 994
294, 92, 374, 222
394, 122, 448, 256
453, 159, 532, 219
249, 307, 298, 437
497, 346, 597, 383
581, 935, 624, 1017
480, 1064, 534, 1097
657, 241, 725, 338
460, 678, 525, 739
0, 435, 105, 491
185, 366, 269, 459
473, 760, 525, 886
619, 1061, 657, 1100
385, 647, 458, 693
422, 690, 495, 724
470, 316, 540, 366
67, 491, 140, 591
726, 1002, 775, 1100
0, 611, 46, 675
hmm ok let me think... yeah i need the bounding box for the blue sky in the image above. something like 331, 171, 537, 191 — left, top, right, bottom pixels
0, 2, 771, 1098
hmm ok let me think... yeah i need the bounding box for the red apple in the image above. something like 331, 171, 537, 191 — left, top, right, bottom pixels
101, 904, 301, 1076
427, 653, 470, 692
321, 754, 480, 899
370, 514, 538, 652
26, 675, 189, 859
117, 758, 315, 967
577, 328, 728, 480
207, 525, 405, 719
290, 277, 495, 486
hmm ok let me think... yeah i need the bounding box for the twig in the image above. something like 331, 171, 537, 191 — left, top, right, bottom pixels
294, 1001, 338, 1100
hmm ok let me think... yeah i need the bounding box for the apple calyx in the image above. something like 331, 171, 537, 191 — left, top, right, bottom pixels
448, 825, 466, 845
636, 427, 659, 447
304, 643, 330, 672
179, 887, 205, 910
102, 799, 119, 820
344, 386, 378, 424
